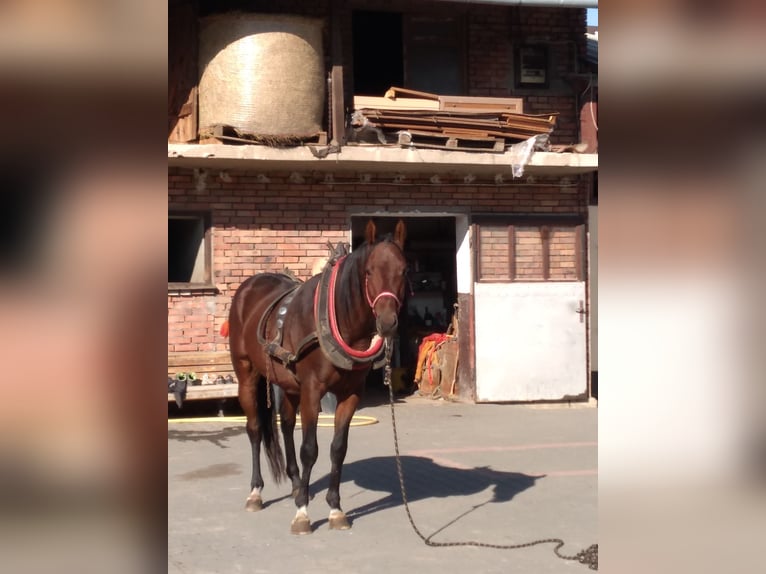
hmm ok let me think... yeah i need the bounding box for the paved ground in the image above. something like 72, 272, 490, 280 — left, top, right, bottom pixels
168, 388, 597, 574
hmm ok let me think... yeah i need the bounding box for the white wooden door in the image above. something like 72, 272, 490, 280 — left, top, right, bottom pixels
475, 282, 587, 401
473, 220, 588, 402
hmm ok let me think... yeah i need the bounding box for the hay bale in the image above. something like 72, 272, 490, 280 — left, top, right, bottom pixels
199, 12, 325, 137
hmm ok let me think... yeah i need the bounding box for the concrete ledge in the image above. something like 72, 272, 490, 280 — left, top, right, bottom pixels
168, 143, 597, 176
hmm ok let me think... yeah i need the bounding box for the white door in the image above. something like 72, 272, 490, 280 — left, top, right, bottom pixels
473, 220, 588, 402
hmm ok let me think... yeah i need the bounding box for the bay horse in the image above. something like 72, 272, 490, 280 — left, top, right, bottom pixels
225, 219, 407, 534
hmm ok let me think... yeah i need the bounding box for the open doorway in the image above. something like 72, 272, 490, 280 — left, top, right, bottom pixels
351, 215, 457, 395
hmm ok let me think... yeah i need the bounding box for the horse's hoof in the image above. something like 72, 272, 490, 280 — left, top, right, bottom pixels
245, 497, 263, 512
328, 512, 351, 530
290, 516, 312, 535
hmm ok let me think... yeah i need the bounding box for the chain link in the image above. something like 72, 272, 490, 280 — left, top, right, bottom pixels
382, 344, 597, 570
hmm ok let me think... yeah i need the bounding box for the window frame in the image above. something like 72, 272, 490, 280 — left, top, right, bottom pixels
514, 44, 550, 89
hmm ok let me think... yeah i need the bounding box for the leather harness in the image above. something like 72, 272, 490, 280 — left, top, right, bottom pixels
258, 242, 388, 372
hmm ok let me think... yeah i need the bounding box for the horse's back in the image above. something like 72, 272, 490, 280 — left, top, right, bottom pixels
231, 273, 299, 323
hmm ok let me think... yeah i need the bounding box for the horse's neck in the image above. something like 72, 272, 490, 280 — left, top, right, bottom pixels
335, 258, 375, 344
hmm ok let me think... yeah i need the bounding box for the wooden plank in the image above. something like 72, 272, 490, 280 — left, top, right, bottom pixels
168, 383, 238, 402
365, 114, 506, 130
358, 108, 501, 120
353, 95, 439, 111
399, 134, 505, 153
168, 2, 198, 143
370, 122, 442, 132
168, 351, 230, 367
361, 111, 554, 133
439, 95, 524, 114
383, 86, 440, 100
330, 66, 346, 146
405, 129, 499, 143
402, 142, 504, 153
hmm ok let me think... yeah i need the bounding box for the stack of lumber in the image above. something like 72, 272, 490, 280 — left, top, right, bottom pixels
351, 87, 556, 152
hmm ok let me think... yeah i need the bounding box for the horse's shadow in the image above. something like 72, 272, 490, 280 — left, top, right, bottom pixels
307, 455, 541, 529
167, 426, 244, 448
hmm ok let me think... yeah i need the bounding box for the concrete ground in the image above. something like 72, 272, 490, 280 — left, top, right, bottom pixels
168, 388, 597, 574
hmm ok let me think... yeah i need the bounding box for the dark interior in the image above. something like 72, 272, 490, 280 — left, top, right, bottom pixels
351, 216, 457, 393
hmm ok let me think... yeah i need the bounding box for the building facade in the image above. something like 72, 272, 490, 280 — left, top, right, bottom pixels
168, 0, 599, 403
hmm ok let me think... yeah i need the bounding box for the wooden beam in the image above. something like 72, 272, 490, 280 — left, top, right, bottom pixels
383, 86, 440, 100
168, 383, 238, 402
331, 65, 346, 146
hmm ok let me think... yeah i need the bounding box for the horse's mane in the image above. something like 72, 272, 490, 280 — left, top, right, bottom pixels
336, 241, 370, 310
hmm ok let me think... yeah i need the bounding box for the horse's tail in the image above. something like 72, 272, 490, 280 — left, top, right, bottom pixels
256, 378, 286, 483
219, 320, 230, 338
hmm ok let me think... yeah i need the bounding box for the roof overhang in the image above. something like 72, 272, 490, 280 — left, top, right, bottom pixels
430, 0, 598, 8
168, 144, 597, 177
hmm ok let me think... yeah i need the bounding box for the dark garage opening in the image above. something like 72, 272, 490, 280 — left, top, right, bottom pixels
351, 215, 457, 395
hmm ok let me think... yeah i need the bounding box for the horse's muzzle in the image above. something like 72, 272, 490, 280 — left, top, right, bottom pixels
375, 313, 399, 339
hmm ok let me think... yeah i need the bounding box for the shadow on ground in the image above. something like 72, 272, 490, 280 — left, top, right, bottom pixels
167, 425, 244, 448
307, 455, 541, 529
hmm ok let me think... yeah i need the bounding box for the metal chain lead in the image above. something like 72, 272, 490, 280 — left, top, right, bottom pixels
382, 341, 597, 570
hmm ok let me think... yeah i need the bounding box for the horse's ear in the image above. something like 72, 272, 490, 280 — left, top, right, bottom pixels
365, 219, 377, 244
394, 219, 407, 249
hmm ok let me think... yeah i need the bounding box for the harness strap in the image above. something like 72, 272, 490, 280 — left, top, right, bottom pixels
259, 283, 319, 369
315, 255, 386, 370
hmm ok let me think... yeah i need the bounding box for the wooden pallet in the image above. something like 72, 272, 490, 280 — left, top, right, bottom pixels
199, 124, 328, 146
398, 130, 505, 152
168, 351, 238, 402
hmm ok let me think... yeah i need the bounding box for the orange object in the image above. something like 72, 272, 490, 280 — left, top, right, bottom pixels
220, 320, 229, 337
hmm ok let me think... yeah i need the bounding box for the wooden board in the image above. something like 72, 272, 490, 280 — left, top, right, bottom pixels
168, 2, 198, 142
438, 339, 459, 398
383, 86, 439, 100
398, 130, 504, 152
353, 95, 439, 111
440, 95, 524, 114
168, 351, 237, 402
168, 383, 238, 402
168, 351, 231, 368
355, 90, 523, 114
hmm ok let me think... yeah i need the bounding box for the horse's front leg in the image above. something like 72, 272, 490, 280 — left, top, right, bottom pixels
290, 392, 320, 535
326, 392, 361, 530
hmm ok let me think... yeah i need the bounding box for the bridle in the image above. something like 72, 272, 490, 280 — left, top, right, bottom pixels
364, 274, 402, 317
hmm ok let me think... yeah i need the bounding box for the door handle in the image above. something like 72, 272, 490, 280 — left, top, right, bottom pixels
576, 300, 586, 323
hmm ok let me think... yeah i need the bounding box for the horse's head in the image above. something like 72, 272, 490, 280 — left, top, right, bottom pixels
363, 219, 407, 339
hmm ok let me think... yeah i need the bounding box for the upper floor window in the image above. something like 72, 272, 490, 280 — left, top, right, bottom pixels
353, 11, 466, 96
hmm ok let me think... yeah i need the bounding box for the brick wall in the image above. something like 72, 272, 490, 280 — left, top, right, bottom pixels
343, 1, 586, 144
167, 167, 589, 353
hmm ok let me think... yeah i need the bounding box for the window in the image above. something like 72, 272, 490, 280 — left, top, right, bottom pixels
404, 14, 465, 95
352, 11, 404, 96
168, 212, 212, 289
352, 10, 466, 96
515, 45, 549, 89
475, 218, 584, 282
